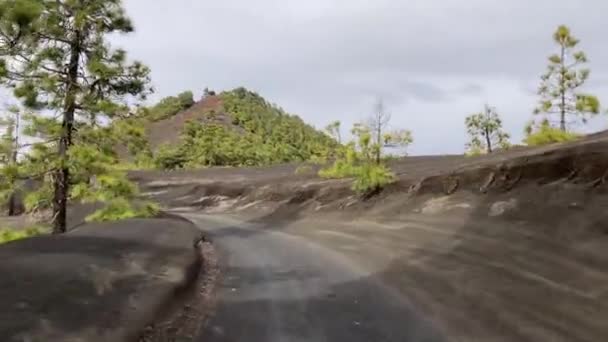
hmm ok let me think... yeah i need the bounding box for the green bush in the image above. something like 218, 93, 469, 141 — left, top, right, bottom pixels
0, 227, 44, 244
465, 146, 485, 157
320, 160, 396, 195
351, 164, 396, 195
86, 199, 160, 222
525, 124, 580, 146
318, 160, 359, 179
319, 133, 396, 194
154, 144, 188, 170
318, 144, 361, 179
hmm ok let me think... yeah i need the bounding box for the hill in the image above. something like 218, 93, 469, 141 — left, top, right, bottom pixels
131, 88, 337, 169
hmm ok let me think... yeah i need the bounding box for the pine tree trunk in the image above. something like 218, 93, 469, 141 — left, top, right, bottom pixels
52, 32, 81, 234
7, 113, 19, 216
375, 123, 381, 165
560, 44, 567, 132
7, 192, 16, 216
485, 128, 493, 154
560, 97, 566, 131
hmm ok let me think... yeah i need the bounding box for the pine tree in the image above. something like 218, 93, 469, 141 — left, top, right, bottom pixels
324, 121, 342, 144
465, 105, 510, 154
368, 100, 391, 164
383, 129, 413, 154
0, 106, 19, 165
0, 0, 152, 233
0, 106, 20, 215
534, 25, 600, 131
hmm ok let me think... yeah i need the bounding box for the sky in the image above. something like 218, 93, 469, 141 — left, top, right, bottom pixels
114, 0, 608, 155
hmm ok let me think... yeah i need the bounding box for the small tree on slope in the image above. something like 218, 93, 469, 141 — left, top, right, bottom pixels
534, 25, 600, 131
366, 99, 391, 164
465, 104, 510, 154
383, 128, 413, 157
0, 0, 152, 233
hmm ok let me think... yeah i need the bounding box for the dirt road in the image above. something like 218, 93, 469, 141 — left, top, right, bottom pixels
185, 213, 446, 342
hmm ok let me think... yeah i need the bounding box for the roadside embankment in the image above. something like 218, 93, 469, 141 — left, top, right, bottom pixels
0, 217, 204, 342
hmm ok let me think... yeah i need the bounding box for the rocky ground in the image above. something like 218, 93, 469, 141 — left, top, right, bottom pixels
134, 133, 608, 341
0, 217, 206, 342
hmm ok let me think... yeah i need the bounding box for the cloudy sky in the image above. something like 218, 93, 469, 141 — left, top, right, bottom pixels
115, 0, 608, 154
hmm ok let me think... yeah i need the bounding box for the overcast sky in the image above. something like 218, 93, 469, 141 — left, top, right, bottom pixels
115, 0, 608, 155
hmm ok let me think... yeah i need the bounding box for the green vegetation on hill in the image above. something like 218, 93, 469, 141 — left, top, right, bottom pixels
138, 91, 195, 122
153, 88, 338, 169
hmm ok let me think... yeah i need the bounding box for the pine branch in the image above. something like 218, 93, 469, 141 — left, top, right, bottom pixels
34, 32, 72, 45
14, 52, 69, 76
19, 139, 59, 149
15, 168, 56, 181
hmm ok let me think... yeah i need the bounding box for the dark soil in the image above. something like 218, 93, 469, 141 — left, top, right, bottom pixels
0, 218, 204, 342
139, 240, 219, 342
134, 132, 608, 341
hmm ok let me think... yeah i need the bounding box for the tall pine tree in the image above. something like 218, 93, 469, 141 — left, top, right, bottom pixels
0, 0, 152, 233
0, 106, 19, 165
0, 106, 20, 215
534, 25, 600, 131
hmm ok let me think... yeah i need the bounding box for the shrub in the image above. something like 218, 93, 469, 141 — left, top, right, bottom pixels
86, 199, 160, 223
320, 161, 396, 194
318, 160, 359, 179
465, 146, 485, 157
154, 144, 187, 170
351, 164, 396, 195
319, 136, 396, 195
525, 124, 580, 146
0, 227, 45, 244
